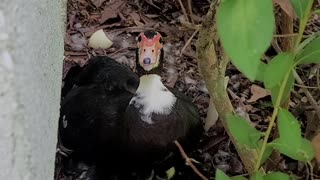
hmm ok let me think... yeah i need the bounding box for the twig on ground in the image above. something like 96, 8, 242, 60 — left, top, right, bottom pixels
273, 33, 316, 38
174, 140, 208, 180
108, 47, 129, 57
227, 88, 240, 100
294, 83, 319, 89
180, 29, 199, 56
187, 0, 194, 24
144, 0, 161, 10
180, 19, 201, 30
317, 67, 320, 91
177, 0, 190, 23
273, 33, 298, 37
293, 70, 320, 120
271, 40, 282, 53
307, 161, 314, 180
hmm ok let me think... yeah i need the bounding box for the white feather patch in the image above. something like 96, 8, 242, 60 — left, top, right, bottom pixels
129, 74, 177, 124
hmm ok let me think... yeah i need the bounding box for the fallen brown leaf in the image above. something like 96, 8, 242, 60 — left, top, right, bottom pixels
129, 12, 141, 22
99, 0, 125, 23
247, 84, 271, 103
305, 110, 320, 139
90, 0, 106, 8
312, 132, 320, 164
64, 55, 88, 65
139, 13, 157, 26
273, 0, 295, 18
205, 99, 219, 132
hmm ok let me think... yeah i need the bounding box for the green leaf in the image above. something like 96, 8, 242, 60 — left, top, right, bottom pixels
270, 69, 294, 106
217, 0, 274, 80
250, 172, 264, 180
296, 36, 320, 64
277, 109, 302, 150
226, 114, 263, 148
216, 169, 232, 180
264, 172, 291, 180
232, 176, 248, 180
272, 138, 314, 162
296, 34, 319, 52
264, 53, 294, 89
289, 0, 311, 19
255, 62, 268, 82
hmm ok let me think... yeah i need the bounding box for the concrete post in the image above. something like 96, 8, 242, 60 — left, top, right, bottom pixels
0, 0, 66, 179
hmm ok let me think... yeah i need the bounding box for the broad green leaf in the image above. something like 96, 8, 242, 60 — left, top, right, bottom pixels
272, 138, 314, 162
278, 108, 302, 150
296, 36, 320, 64
255, 62, 268, 82
216, 169, 232, 180
250, 172, 264, 180
226, 114, 263, 148
270, 70, 294, 106
289, 0, 311, 19
232, 176, 248, 180
264, 53, 294, 89
264, 172, 290, 180
217, 0, 274, 80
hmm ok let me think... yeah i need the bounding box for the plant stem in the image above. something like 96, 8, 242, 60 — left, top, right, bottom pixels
196, 1, 261, 174
255, 0, 315, 171
255, 68, 292, 170
294, 0, 314, 49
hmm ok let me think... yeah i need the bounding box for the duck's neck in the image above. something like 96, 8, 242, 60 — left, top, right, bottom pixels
136, 74, 164, 93
132, 74, 177, 124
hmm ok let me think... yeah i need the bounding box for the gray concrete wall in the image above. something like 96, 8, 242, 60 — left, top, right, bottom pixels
0, 0, 66, 179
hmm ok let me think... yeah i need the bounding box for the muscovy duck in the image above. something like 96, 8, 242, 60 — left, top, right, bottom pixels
123, 30, 203, 179
58, 30, 203, 180
58, 56, 140, 178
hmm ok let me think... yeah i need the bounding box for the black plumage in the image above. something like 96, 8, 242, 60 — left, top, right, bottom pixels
58, 31, 204, 180
58, 56, 139, 178
123, 87, 202, 177
121, 30, 204, 179
61, 56, 138, 97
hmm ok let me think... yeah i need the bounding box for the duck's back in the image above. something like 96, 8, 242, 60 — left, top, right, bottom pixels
62, 56, 138, 97
59, 56, 139, 165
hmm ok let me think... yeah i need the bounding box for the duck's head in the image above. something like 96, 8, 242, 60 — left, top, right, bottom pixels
136, 30, 164, 76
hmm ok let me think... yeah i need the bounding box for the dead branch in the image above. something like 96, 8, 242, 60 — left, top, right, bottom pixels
177, 0, 190, 23
187, 0, 194, 24
180, 29, 199, 56
174, 140, 208, 180
293, 70, 320, 120
195, 1, 262, 174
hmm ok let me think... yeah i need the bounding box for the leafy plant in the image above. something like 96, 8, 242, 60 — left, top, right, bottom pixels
215, 0, 318, 179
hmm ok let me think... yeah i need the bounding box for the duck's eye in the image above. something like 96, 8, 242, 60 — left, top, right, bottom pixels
137, 36, 142, 42
152, 50, 154, 53
144, 49, 146, 52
